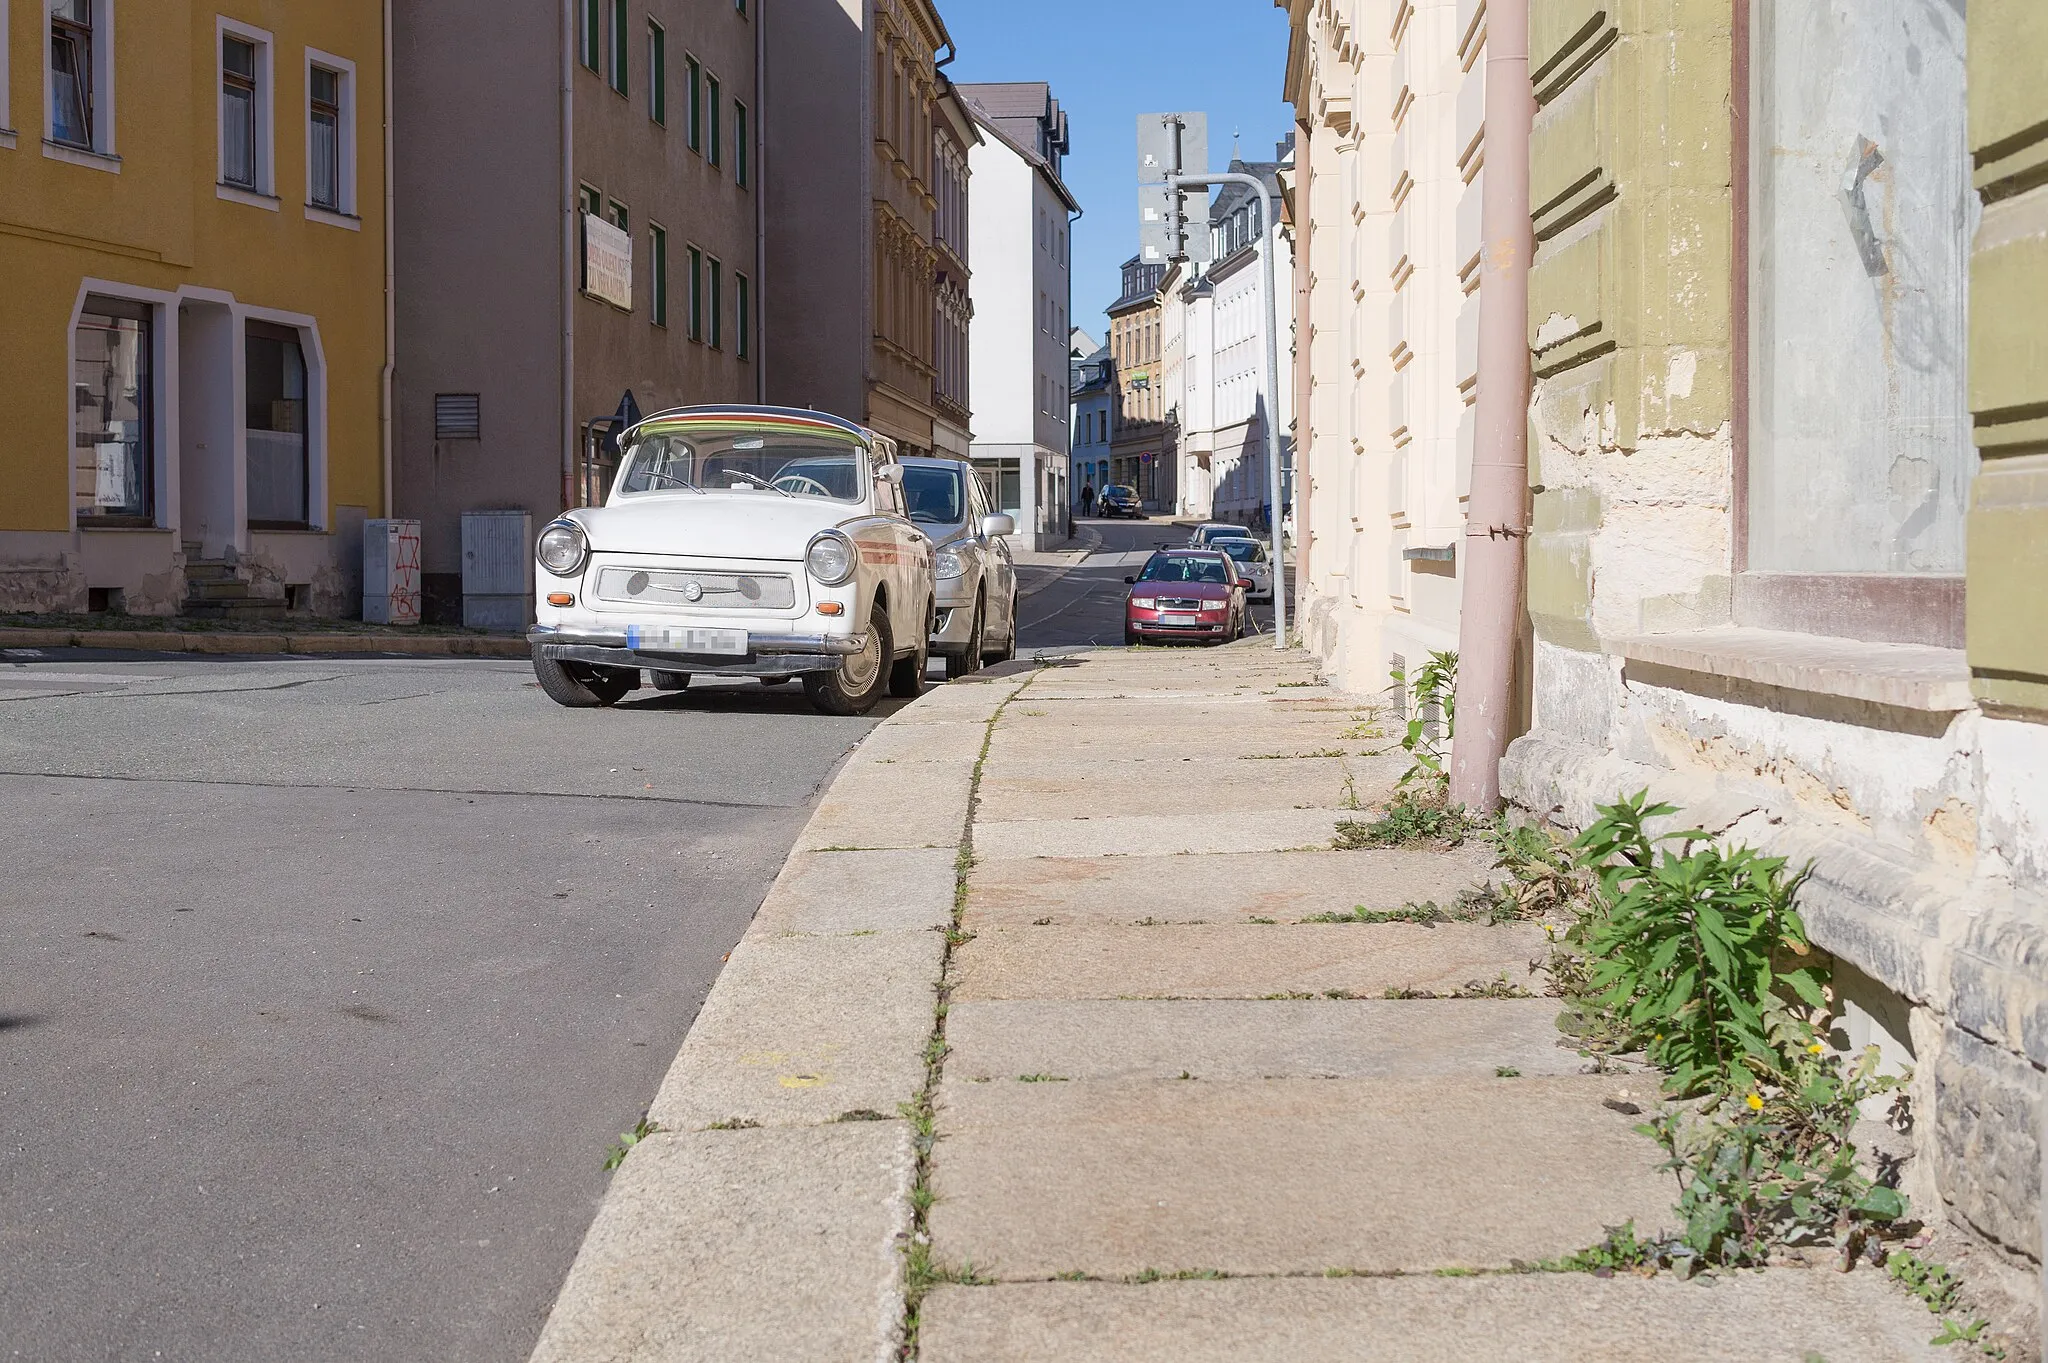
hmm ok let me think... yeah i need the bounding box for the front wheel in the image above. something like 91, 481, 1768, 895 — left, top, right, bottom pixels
650, 671, 690, 692
945, 600, 985, 680
803, 608, 892, 716
532, 648, 638, 707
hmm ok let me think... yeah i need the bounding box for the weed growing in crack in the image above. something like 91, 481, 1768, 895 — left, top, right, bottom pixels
1129, 1268, 1228, 1283
1016, 1073, 1068, 1083
603, 1116, 663, 1169
1332, 790, 1475, 850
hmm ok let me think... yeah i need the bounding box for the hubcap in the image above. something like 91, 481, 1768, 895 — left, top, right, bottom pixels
840, 629, 882, 690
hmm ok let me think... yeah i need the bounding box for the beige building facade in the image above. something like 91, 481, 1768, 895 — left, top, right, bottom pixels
1281, 0, 1486, 696
393, 0, 760, 618
1107, 255, 1169, 507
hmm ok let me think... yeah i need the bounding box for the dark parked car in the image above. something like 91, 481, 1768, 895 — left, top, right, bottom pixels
1098, 484, 1143, 519
1123, 549, 1249, 646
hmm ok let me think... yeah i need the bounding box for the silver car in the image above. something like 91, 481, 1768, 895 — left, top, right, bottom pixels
900, 456, 1019, 678
1211, 536, 1274, 602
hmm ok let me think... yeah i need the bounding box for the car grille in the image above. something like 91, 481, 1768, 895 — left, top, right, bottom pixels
593, 567, 797, 610
1155, 597, 1204, 610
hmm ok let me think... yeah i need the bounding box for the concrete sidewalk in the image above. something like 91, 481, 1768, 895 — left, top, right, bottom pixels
527, 644, 1953, 1362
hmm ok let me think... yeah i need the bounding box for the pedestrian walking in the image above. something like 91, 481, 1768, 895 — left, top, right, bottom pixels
1080, 483, 1095, 517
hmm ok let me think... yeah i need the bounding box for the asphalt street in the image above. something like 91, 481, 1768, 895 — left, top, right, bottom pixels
0, 659, 891, 1363
0, 518, 1277, 1362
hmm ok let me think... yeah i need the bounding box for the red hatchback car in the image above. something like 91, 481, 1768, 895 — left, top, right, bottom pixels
1124, 549, 1250, 645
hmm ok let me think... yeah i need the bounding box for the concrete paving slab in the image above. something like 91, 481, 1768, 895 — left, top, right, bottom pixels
753, 847, 958, 935
925, 1076, 1673, 1277
800, 760, 975, 850
963, 847, 1500, 928
950, 923, 1548, 1001
530, 1123, 912, 1363
919, 1272, 1952, 1363
944, 999, 1597, 1081
997, 702, 1368, 734
988, 725, 1381, 766
972, 810, 1350, 860
849, 720, 989, 768
974, 756, 1378, 822
648, 929, 942, 1131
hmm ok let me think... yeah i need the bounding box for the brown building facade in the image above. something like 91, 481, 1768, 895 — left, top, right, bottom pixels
764, 0, 957, 457
393, 0, 760, 619
1107, 255, 1169, 507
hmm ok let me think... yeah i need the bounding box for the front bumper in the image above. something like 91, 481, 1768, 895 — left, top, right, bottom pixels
1127, 613, 1231, 639
528, 626, 865, 678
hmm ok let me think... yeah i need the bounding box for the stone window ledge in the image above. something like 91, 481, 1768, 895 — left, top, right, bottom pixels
1610, 626, 1971, 713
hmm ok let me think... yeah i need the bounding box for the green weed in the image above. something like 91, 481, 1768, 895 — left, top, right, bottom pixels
603, 1116, 663, 1169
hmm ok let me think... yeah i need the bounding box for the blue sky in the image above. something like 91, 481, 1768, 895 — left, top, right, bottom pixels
941, 0, 1294, 349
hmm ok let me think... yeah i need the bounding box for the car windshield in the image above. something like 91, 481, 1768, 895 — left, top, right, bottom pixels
1138, 553, 1230, 584
902, 463, 966, 525
615, 425, 866, 502
1216, 540, 1266, 563
1104, 485, 1134, 498
1200, 524, 1251, 543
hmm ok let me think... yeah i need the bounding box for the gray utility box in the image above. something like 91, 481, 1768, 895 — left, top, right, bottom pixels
363, 518, 422, 625
461, 510, 534, 632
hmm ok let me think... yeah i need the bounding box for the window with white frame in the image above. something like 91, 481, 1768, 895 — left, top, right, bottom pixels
217, 19, 274, 197
305, 52, 355, 216
48, 0, 115, 155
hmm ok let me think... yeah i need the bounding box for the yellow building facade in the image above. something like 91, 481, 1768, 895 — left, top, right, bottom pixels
0, 0, 387, 616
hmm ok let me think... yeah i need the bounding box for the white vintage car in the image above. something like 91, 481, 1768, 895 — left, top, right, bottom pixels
528, 406, 937, 716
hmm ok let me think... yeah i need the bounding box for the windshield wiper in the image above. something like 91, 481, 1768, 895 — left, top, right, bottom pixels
642, 470, 705, 495
721, 469, 793, 497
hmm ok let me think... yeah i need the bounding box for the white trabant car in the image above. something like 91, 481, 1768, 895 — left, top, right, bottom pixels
528, 406, 937, 716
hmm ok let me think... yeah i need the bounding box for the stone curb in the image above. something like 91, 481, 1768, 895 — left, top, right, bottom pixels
0, 627, 530, 658
527, 665, 1039, 1363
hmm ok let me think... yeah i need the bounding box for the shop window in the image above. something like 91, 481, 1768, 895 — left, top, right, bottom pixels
246, 321, 309, 528
73, 297, 155, 526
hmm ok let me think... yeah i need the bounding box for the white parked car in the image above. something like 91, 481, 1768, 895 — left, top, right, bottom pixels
1187, 521, 1254, 548
528, 406, 936, 716
1211, 536, 1274, 602
899, 455, 1018, 678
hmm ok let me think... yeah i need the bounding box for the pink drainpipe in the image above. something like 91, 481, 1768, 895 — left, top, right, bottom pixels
1449, 0, 1534, 813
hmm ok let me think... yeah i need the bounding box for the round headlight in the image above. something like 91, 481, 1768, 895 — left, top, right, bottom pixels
934, 547, 968, 580
806, 531, 857, 586
536, 520, 589, 576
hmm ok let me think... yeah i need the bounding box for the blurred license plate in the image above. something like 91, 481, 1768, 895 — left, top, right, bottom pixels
625, 625, 748, 655
1162, 613, 1198, 624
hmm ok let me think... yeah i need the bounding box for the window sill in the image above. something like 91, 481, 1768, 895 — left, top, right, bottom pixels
0, 129, 17, 151
218, 183, 281, 211
44, 139, 121, 173
304, 205, 362, 231
78, 522, 168, 533
1611, 626, 1971, 713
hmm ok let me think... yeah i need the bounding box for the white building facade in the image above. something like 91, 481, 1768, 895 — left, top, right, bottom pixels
1284, 0, 1485, 695
960, 83, 1080, 550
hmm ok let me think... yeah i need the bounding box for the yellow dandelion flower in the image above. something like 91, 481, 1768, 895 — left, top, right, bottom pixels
1745, 1092, 1765, 1111
1808, 1043, 1824, 1055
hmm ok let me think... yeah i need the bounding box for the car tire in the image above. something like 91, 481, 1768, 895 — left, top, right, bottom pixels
533, 648, 637, 707
650, 670, 690, 692
889, 602, 931, 698
945, 599, 985, 680
758, 675, 794, 687
1124, 628, 1140, 647
803, 606, 892, 716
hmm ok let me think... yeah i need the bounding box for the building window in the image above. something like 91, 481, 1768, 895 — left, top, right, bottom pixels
246, 321, 310, 529
735, 0, 747, 14
607, 198, 627, 233
609, 0, 628, 95
650, 224, 668, 327
648, 21, 665, 125
706, 74, 721, 167
707, 257, 723, 349
221, 37, 258, 186
733, 99, 748, 186
687, 245, 703, 340
306, 58, 353, 214
434, 394, 481, 441
579, 0, 600, 71
735, 272, 750, 359
73, 297, 154, 525
1743, 2, 1970, 642
685, 56, 702, 152
48, 0, 104, 151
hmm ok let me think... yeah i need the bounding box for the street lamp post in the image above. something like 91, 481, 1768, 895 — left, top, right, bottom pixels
1167, 171, 1287, 650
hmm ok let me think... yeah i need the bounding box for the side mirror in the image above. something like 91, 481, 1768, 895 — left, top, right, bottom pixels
1124, 576, 1137, 585
981, 513, 1016, 539
874, 463, 903, 484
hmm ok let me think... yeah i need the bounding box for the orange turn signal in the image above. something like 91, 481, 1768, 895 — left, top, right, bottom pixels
547, 592, 575, 606
816, 601, 845, 617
